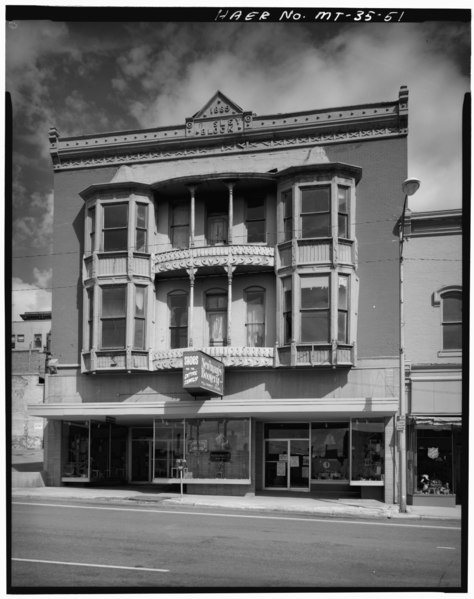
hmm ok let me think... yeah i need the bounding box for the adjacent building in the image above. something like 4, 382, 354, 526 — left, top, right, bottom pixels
404, 210, 463, 506
31, 88, 414, 502
12, 311, 51, 449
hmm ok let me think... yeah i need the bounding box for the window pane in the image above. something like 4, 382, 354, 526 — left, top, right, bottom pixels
172, 225, 189, 249
338, 276, 348, 309
301, 276, 329, 309
206, 294, 227, 310
282, 190, 292, 217
104, 204, 128, 228
443, 324, 462, 350
136, 204, 147, 228
172, 204, 189, 226
302, 214, 330, 237
136, 229, 147, 252
103, 287, 126, 317
104, 229, 128, 251
246, 291, 264, 323
135, 287, 145, 317
171, 328, 187, 349
208, 312, 227, 345
443, 294, 462, 322
134, 319, 145, 349
247, 323, 264, 347
284, 313, 292, 344
247, 220, 265, 243
170, 294, 188, 327
338, 213, 348, 238
338, 312, 348, 343
301, 312, 329, 343
301, 188, 330, 213
247, 197, 265, 220
338, 187, 349, 213
102, 319, 126, 347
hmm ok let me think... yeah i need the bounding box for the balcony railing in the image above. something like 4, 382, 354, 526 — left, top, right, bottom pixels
153, 346, 275, 369
277, 344, 354, 368
277, 238, 355, 270
154, 244, 274, 274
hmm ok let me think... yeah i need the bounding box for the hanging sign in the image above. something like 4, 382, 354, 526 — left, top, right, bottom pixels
183, 351, 224, 397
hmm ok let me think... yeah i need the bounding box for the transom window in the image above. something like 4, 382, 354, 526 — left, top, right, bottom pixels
441, 290, 462, 350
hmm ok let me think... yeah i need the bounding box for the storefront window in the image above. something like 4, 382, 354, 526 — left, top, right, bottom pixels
186, 418, 250, 480
311, 422, 349, 481
351, 420, 384, 482
62, 421, 89, 479
153, 421, 185, 479
414, 429, 454, 495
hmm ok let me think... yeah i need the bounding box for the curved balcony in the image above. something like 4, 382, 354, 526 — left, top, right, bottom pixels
153, 346, 275, 370
154, 244, 274, 275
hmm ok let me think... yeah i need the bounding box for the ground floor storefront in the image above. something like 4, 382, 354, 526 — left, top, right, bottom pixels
40, 416, 394, 502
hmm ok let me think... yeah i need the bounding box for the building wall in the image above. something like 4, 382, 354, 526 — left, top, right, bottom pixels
404, 231, 462, 365
12, 319, 50, 350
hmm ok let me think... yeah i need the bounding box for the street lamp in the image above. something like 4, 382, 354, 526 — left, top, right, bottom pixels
398, 177, 420, 512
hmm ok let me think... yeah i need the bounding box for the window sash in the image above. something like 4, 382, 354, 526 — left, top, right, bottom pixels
282, 190, 293, 241
101, 286, 126, 348
246, 290, 265, 347
246, 198, 266, 243
300, 187, 331, 239
169, 293, 188, 349
103, 204, 128, 252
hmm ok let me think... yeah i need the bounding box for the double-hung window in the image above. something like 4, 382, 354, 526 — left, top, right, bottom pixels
206, 290, 227, 346
169, 291, 188, 349
103, 204, 128, 251
101, 286, 127, 348
282, 190, 293, 241
300, 275, 330, 343
171, 203, 189, 249
87, 287, 94, 349
441, 290, 462, 350
245, 287, 265, 347
134, 286, 146, 350
282, 277, 292, 344
135, 204, 148, 252
246, 198, 265, 243
338, 275, 349, 343
338, 187, 350, 239
300, 187, 331, 238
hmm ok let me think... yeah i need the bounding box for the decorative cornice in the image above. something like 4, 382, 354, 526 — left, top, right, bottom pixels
153, 346, 275, 370
154, 244, 274, 274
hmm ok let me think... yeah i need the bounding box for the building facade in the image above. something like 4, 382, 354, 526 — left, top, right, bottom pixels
404, 210, 463, 506
31, 88, 412, 502
12, 311, 50, 449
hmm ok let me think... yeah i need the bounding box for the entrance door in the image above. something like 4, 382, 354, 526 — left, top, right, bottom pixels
264, 437, 310, 490
131, 438, 152, 482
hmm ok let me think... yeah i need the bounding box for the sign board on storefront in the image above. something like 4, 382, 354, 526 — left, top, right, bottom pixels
183, 351, 224, 397
396, 416, 406, 431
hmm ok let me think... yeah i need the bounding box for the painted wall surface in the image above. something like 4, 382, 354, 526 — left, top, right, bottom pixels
12, 373, 45, 448
51, 136, 406, 366
51, 166, 118, 365
404, 232, 462, 365
46, 359, 397, 405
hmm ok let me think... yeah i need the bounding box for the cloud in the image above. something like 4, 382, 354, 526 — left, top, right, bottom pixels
12, 272, 52, 321
13, 191, 54, 251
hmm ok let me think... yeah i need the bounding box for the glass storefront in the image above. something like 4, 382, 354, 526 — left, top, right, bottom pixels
263, 420, 385, 490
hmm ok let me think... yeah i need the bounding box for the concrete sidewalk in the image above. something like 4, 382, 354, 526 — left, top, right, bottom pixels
11, 486, 462, 522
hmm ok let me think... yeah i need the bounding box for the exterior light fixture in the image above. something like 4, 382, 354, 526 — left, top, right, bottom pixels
398, 177, 421, 513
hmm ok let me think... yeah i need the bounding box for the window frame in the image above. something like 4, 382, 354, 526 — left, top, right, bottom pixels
102, 202, 129, 252
337, 274, 350, 344
100, 285, 127, 349
337, 186, 350, 240
170, 201, 190, 249
299, 185, 331, 239
245, 286, 266, 347
281, 189, 293, 242
299, 274, 331, 344
433, 286, 462, 356
133, 285, 147, 350
168, 290, 189, 349
245, 197, 266, 244
205, 288, 228, 346
135, 203, 148, 253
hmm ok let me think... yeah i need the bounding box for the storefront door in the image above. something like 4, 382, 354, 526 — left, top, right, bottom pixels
131, 438, 152, 482
264, 426, 310, 490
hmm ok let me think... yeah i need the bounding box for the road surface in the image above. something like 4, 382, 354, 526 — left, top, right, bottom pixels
10, 498, 463, 590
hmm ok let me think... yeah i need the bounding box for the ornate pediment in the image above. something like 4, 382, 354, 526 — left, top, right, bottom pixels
186, 91, 253, 137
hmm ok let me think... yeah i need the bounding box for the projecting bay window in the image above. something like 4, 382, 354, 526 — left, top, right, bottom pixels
245, 287, 265, 347
101, 286, 127, 349
300, 275, 330, 343
103, 204, 128, 251
338, 186, 350, 239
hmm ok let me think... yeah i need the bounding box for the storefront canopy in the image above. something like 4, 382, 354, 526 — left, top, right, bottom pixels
409, 415, 462, 429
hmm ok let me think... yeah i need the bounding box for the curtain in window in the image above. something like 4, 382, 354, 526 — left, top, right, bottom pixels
246, 291, 264, 347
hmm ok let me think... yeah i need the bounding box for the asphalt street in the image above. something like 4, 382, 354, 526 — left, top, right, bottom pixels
10, 498, 462, 590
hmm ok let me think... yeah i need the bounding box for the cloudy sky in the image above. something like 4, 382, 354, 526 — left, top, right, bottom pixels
6, 8, 470, 320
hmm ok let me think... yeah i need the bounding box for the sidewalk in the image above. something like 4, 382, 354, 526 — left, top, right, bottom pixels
11, 485, 462, 522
